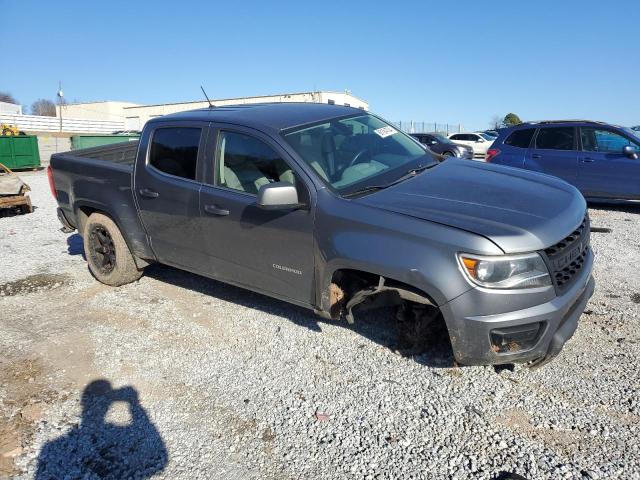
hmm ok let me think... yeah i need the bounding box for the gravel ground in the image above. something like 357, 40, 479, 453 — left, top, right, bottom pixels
1, 171, 639, 480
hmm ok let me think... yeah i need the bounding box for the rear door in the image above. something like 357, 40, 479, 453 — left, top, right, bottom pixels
526, 126, 578, 184
198, 125, 316, 305
577, 126, 640, 198
498, 128, 535, 168
449, 133, 472, 148
134, 122, 210, 272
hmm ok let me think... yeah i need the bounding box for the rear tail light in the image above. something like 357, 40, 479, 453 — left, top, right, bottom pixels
485, 148, 500, 163
47, 165, 57, 198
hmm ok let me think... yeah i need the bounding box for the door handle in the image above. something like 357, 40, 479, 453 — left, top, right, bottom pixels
581, 158, 595, 163
531, 154, 542, 159
204, 204, 230, 216
138, 188, 159, 198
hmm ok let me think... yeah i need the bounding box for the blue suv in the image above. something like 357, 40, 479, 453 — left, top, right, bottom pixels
486, 121, 640, 200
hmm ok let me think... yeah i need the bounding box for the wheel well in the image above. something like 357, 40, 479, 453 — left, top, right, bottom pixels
328, 269, 439, 321
76, 206, 97, 235
328, 269, 451, 356
75, 206, 152, 269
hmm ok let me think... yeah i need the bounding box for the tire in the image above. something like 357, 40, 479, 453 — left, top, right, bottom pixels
83, 212, 143, 286
443, 151, 454, 157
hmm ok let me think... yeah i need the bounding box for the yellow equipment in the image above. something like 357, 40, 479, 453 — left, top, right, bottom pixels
1, 124, 20, 136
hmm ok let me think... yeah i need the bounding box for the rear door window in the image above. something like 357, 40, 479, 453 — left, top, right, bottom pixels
505, 128, 535, 148
149, 127, 202, 180
535, 127, 575, 151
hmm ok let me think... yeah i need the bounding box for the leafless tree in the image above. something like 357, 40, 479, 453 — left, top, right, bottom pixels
0, 91, 18, 104
490, 115, 503, 130
31, 99, 57, 117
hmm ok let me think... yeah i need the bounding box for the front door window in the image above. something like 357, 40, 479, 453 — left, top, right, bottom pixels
580, 127, 639, 153
216, 131, 295, 194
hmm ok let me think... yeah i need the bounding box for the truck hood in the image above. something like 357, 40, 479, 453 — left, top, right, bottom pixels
357, 160, 586, 253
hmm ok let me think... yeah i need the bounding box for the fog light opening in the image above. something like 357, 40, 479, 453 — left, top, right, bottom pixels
490, 322, 544, 354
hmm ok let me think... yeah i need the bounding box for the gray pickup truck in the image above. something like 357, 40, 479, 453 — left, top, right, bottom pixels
50, 103, 594, 366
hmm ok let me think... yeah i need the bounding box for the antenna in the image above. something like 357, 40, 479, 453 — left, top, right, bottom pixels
200, 85, 213, 108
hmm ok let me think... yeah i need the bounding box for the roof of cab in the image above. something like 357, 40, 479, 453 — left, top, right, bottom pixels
149, 102, 365, 132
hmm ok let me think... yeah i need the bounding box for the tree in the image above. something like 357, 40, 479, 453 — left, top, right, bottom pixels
31, 99, 57, 116
503, 113, 523, 127
490, 115, 503, 130
0, 91, 18, 104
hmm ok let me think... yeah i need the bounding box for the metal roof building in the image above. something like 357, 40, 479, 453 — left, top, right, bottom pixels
55, 91, 368, 131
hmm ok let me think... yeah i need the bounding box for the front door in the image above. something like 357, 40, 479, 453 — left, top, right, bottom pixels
577, 126, 640, 199
526, 126, 578, 185
198, 126, 315, 305
134, 123, 210, 272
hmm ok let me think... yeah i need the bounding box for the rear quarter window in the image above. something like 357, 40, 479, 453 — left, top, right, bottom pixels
504, 128, 535, 148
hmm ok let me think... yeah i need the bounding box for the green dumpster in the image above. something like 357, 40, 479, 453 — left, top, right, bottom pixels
0, 135, 41, 169
71, 134, 139, 150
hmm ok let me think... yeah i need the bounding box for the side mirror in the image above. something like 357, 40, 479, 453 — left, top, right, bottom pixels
476, 138, 484, 143
623, 145, 638, 159
257, 182, 301, 210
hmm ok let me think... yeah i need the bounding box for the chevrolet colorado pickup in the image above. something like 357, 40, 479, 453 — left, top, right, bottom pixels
49, 103, 594, 366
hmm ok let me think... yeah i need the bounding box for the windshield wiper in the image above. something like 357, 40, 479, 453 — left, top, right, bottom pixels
390, 163, 438, 184
404, 163, 437, 176
343, 163, 437, 198
342, 185, 388, 198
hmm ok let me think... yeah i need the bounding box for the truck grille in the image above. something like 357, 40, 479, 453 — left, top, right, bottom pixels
543, 215, 590, 294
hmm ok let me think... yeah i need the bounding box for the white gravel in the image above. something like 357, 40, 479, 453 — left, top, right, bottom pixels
1, 171, 639, 480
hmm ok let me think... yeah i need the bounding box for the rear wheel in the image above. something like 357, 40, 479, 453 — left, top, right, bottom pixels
443, 151, 454, 157
83, 212, 143, 286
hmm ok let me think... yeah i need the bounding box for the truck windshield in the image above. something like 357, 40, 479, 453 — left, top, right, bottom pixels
283, 114, 436, 195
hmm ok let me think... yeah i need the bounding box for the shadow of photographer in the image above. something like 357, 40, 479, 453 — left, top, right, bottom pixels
36, 379, 167, 479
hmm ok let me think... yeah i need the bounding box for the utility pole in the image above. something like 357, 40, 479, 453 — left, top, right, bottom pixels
57, 81, 64, 133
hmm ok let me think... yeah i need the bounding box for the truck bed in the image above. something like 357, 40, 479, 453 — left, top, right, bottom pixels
50, 139, 155, 263
66, 141, 138, 167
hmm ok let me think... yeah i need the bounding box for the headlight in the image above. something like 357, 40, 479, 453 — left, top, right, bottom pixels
457, 252, 551, 289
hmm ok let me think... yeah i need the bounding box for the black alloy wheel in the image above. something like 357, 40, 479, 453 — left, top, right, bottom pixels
89, 225, 117, 274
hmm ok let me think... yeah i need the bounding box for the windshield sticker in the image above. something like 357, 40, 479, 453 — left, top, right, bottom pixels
374, 126, 397, 138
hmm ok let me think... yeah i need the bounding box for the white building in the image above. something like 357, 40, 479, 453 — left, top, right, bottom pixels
56, 101, 141, 121
55, 91, 368, 130
0, 101, 22, 115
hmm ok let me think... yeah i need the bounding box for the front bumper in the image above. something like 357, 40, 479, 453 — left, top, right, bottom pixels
441, 248, 595, 366
458, 149, 474, 160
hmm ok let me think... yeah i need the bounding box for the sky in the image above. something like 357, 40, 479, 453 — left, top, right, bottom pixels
2, 0, 639, 131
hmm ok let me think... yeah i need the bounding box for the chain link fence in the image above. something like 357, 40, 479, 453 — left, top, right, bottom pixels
392, 121, 464, 135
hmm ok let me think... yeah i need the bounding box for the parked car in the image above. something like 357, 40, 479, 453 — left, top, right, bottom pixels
482, 130, 500, 138
486, 120, 640, 200
631, 125, 640, 132
410, 133, 473, 159
448, 132, 494, 159
49, 103, 594, 366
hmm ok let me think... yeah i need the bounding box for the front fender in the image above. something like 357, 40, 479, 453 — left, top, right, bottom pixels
313, 194, 501, 315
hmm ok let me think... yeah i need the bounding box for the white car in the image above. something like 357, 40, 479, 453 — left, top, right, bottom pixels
448, 132, 494, 159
